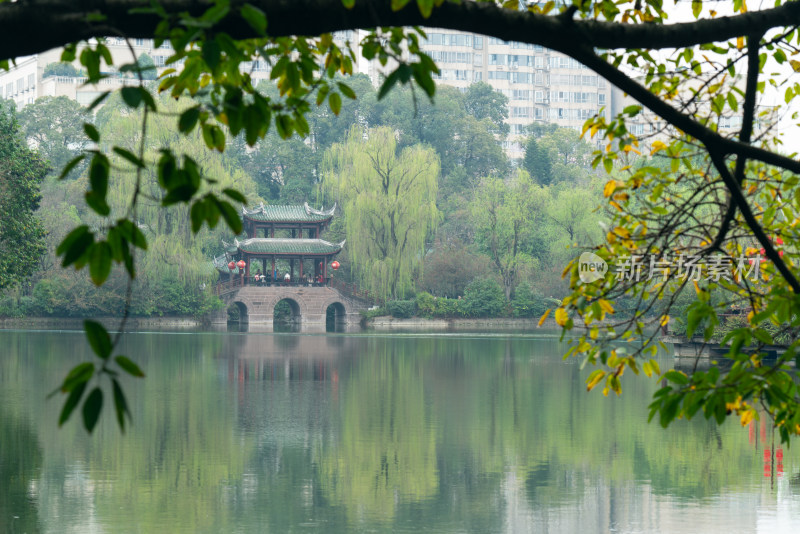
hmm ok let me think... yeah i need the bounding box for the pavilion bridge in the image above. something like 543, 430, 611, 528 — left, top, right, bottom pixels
209, 202, 375, 328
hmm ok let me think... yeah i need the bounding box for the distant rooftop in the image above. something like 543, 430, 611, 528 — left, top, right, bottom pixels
242, 202, 336, 223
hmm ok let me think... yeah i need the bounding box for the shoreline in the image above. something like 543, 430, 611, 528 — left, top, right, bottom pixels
0, 315, 206, 330
366, 316, 556, 330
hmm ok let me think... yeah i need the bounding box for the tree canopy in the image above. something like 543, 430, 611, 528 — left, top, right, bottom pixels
3, 0, 800, 439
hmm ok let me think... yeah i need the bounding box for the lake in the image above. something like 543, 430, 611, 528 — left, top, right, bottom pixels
1, 328, 798, 533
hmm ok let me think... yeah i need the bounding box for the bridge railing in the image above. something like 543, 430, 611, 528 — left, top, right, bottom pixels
331, 278, 385, 307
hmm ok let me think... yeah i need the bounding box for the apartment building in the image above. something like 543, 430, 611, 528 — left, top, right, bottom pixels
0, 39, 170, 109
1, 31, 622, 160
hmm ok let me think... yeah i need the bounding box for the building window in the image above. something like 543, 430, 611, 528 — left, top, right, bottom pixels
534, 90, 544, 103
598, 93, 606, 105
474, 71, 483, 82
473, 36, 483, 50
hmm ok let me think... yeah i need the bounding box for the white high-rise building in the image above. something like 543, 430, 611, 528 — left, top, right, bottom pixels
415, 29, 622, 158
1, 31, 622, 160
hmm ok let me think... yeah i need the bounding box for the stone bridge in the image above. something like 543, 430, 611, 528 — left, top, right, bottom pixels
210, 285, 369, 328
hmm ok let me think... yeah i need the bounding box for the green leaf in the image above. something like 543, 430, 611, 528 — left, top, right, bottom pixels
59, 362, 95, 393
113, 147, 145, 168
622, 105, 641, 116
82, 387, 103, 433
84, 319, 112, 359
116, 355, 145, 378
59, 154, 86, 180
692, 0, 702, 17
59, 380, 88, 426
329, 92, 342, 115
88, 91, 111, 111
222, 188, 247, 204
417, 0, 434, 17
178, 107, 201, 133
214, 197, 244, 234
120, 86, 143, 108
190, 199, 207, 233
664, 370, 689, 385
337, 82, 356, 100
84, 123, 100, 142
89, 242, 112, 286
112, 379, 130, 432
57, 226, 94, 267
341, 0, 355, 7
392, 0, 411, 11
241, 4, 267, 34
117, 220, 148, 250
202, 39, 221, 71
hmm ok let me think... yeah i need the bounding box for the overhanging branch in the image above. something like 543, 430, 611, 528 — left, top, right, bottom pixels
3, 0, 800, 61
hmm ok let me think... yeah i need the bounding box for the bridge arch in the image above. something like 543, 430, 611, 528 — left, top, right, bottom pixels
267, 293, 308, 323
228, 300, 249, 324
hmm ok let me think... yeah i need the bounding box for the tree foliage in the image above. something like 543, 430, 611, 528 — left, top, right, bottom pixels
324, 126, 439, 299
470, 171, 547, 300
0, 101, 48, 291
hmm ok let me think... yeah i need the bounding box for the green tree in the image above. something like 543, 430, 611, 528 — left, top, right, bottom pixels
470, 171, 547, 299
461, 278, 506, 317
42, 61, 80, 78
0, 101, 48, 290
324, 126, 439, 299
135, 52, 157, 80
18, 96, 90, 175
464, 81, 509, 136
522, 137, 552, 185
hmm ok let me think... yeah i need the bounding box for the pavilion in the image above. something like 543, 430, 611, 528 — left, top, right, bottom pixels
213, 202, 344, 285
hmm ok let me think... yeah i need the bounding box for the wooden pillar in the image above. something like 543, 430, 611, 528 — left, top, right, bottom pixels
299, 228, 303, 238
299, 257, 304, 279
324, 258, 328, 283
271, 257, 276, 282
290, 258, 295, 281
245, 255, 250, 284
271, 226, 274, 238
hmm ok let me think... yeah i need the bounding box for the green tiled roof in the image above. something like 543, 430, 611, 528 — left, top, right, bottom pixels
242, 202, 336, 223
236, 238, 344, 255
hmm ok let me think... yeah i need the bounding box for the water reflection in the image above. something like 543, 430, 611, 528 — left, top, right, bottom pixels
0, 330, 798, 532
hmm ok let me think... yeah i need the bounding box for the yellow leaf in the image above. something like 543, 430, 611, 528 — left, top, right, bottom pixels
649, 359, 661, 376
790, 59, 800, 72
643, 360, 653, 377
586, 369, 606, 391
613, 226, 630, 239
555, 307, 568, 327
650, 140, 667, 155
660, 315, 670, 327
736, 36, 744, 51
538, 309, 551, 326
609, 200, 623, 211
603, 180, 617, 198
740, 409, 755, 427
598, 299, 615, 314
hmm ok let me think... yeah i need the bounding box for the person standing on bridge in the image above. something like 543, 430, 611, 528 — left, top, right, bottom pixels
284, 272, 291, 285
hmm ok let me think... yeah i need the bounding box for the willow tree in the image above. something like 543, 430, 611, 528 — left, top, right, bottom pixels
324, 127, 439, 300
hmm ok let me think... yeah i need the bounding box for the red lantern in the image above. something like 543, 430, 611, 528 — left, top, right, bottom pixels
228, 261, 236, 270
237, 260, 246, 269
331, 260, 340, 271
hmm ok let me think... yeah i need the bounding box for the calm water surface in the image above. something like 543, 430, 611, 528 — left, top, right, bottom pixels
1, 329, 799, 533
